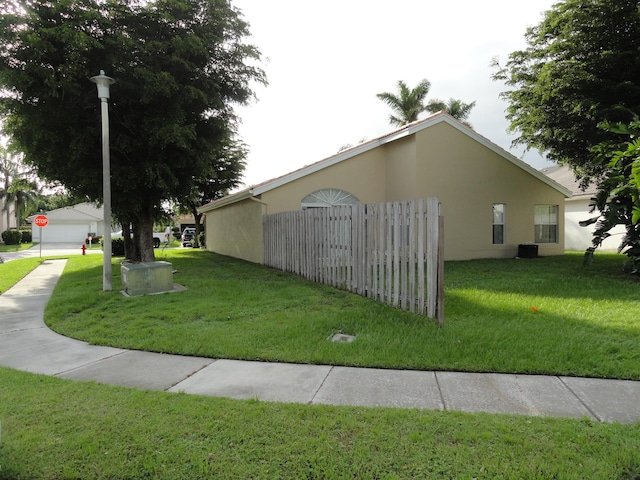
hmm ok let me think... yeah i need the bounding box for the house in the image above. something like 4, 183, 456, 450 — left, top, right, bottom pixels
540, 165, 624, 251
199, 113, 571, 263
28, 202, 104, 243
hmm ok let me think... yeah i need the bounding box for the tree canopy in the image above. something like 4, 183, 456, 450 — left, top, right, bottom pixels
582, 120, 640, 274
494, 0, 640, 272
176, 138, 247, 248
493, 0, 640, 180
0, 0, 265, 261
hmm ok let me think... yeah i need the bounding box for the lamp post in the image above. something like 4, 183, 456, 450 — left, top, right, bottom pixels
90, 70, 115, 291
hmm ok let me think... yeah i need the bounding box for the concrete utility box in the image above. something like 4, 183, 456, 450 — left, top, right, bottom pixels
121, 261, 173, 296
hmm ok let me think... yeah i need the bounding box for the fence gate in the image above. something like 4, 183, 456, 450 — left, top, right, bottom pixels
263, 197, 443, 323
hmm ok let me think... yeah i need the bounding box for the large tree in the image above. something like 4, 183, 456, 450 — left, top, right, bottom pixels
376, 79, 431, 126
492, 0, 640, 181
0, 0, 265, 261
493, 0, 640, 271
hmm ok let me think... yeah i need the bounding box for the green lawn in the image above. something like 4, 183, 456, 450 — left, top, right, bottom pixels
1, 367, 639, 480
43, 250, 640, 379
1, 251, 640, 479
0, 243, 33, 253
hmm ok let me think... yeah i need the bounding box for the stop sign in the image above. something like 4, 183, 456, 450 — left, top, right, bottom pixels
34, 215, 49, 227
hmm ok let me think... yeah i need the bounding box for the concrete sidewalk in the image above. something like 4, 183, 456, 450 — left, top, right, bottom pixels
0, 242, 102, 262
1, 259, 639, 423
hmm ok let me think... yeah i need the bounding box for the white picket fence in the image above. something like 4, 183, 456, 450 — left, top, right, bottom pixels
263, 197, 444, 323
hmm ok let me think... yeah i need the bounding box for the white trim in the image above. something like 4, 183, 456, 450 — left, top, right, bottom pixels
198, 189, 253, 214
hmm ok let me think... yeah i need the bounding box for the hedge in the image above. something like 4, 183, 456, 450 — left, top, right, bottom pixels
1, 229, 22, 245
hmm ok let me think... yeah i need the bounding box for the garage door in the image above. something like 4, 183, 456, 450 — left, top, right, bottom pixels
32, 224, 92, 243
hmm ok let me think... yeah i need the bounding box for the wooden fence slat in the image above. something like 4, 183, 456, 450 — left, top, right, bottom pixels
408, 199, 416, 313
417, 199, 426, 315
386, 202, 393, 306
378, 202, 386, 303
426, 197, 438, 318
392, 203, 400, 308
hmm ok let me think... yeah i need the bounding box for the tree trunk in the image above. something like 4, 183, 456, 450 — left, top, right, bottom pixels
122, 221, 139, 262
135, 214, 155, 263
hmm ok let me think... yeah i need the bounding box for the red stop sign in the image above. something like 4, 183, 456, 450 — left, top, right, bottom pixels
34, 215, 49, 227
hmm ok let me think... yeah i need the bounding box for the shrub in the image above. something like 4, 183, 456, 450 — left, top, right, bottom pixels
101, 237, 125, 256
1, 229, 22, 245
198, 232, 205, 248
172, 226, 181, 240
111, 238, 125, 256
20, 229, 32, 243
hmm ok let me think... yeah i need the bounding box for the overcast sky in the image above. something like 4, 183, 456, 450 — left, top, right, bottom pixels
231, 0, 558, 189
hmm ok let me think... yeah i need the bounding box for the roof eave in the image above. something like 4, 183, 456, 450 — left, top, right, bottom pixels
197, 189, 253, 214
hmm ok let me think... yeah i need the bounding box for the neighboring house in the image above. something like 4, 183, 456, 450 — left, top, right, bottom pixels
540, 165, 625, 251
173, 214, 202, 233
28, 202, 104, 243
199, 113, 571, 263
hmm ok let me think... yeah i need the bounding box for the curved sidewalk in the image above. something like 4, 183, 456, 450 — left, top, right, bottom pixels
1, 259, 639, 423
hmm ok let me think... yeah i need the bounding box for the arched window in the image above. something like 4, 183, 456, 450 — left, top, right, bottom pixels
301, 188, 360, 209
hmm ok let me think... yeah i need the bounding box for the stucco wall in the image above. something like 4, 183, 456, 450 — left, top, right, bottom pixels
205, 198, 265, 264
260, 147, 388, 212
203, 119, 567, 263
565, 197, 625, 251
413, 123, 565, 260
385, 136, 418, 200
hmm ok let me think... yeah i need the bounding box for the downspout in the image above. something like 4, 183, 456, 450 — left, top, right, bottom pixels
248, 191, 269, 265
248, 191, 269, 214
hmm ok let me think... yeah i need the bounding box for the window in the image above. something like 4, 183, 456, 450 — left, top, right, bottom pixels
301, 188, 359, 209
534, 205, 558, 243
492, 204, 505, 244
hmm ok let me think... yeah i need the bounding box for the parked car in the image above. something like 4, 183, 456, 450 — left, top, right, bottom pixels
181, 227, 196, 247
111, 230, 166, 248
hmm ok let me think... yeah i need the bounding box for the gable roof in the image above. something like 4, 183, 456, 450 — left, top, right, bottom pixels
26, 202, 103, 223
540, 165, 598, 198
200, 112, 571, 213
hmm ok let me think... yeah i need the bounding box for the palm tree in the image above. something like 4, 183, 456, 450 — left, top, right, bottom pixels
0, 146, 39, 228
426, 98, 476, 128
376, 79, 432, 126
8, 177, 40, 226
0, 146, 20, 230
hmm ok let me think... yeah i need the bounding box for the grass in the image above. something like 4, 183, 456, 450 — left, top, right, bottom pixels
2, 251, 640, 478
43, 250, 640, 380
0, 257, 43, 294
1, 366, 640, 479
0, 243, 33, 253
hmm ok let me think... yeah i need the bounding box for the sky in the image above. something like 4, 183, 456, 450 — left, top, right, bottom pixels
229, 0, 558, 190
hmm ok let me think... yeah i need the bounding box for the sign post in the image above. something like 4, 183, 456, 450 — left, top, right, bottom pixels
34, 215, 48, 257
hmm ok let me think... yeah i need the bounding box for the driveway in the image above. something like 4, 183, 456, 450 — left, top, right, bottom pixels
0, 242, 102, 262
